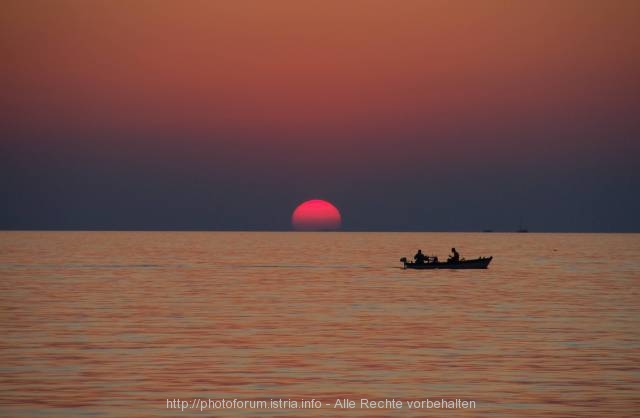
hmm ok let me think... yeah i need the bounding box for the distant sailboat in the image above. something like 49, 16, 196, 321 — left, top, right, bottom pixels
517, 217, 528, 233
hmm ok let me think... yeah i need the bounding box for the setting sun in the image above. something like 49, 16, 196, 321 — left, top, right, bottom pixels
291, 200, 342, 231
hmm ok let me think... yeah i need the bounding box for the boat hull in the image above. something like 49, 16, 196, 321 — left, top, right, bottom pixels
403, 256, 492, 269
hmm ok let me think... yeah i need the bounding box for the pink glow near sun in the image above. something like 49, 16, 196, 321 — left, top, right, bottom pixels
291, 199, 342, 231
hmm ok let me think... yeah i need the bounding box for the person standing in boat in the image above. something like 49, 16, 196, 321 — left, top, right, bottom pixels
448, 247, 460, 262
414, 249, 428, 264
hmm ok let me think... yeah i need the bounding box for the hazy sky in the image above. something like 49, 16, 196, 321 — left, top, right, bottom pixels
2, 0, 639, 231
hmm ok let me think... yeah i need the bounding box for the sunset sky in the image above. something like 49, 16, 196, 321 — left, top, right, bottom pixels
2, 0, 639, 231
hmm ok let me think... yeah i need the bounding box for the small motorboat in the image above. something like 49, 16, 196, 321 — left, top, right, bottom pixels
400, 256, 492, 269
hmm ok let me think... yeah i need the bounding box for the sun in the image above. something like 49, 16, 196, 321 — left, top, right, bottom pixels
291, 199, 342, 231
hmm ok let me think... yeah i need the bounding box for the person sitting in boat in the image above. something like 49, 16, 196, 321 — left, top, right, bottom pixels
448, 247, 460, 263
414, 249, 428, 264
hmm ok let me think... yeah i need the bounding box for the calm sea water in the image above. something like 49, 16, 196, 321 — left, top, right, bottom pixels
1, 232, 639, 417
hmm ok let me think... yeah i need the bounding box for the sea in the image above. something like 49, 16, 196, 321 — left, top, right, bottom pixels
1, 232, 639, 417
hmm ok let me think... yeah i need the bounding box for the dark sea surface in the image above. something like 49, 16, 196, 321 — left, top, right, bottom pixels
1, 232, 639, 417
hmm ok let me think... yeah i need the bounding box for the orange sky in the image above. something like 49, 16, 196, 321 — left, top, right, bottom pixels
3, 1, 638, 157
1, 1, 639, 230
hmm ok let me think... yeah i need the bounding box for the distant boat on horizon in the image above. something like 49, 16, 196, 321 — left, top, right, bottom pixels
517, 217, 528, 233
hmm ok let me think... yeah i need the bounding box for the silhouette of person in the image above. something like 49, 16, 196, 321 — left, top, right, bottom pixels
449, 247, 460, 262
414, 249, 427, 264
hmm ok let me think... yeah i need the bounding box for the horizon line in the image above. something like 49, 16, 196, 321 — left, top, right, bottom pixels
1, 229, 638, 234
